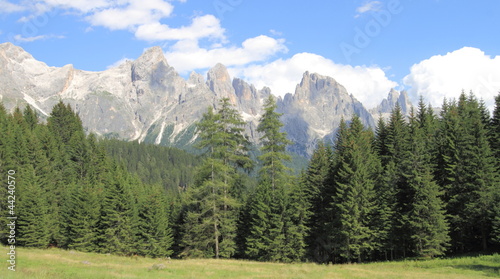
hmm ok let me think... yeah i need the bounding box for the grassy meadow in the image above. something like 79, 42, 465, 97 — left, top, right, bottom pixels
1, 246, 499, 279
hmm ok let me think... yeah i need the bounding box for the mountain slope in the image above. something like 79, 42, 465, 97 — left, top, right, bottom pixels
0, 43, 406, 156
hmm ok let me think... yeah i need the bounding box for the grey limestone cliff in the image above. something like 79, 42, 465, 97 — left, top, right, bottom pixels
277, 72, 375, 156
0, 43, 386, 156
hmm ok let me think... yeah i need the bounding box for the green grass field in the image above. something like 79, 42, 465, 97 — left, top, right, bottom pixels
1, 246, 499, 278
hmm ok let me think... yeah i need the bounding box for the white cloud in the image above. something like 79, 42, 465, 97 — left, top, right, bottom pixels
269, 29, 283, 36
164, 35, 288, 74
229, 52, 397, 108
0, 0, 26, 13
355, 1, 382, 17
33, 0, 224, 44
135, 15, 225, 41
87, 0, 174, 30
14, 34, 65, 42
42, 0, 111, 13
403, 47, 500, 113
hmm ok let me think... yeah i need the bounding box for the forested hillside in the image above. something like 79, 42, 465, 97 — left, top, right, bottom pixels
0, 92, 499, 264
99, 139, 199, 193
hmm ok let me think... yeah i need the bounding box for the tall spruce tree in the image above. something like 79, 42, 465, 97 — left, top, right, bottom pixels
491, 93, 500, 246
377, 104, 411, 258
403, 109, 450, 257
181, 98, 251, 259
245, 95, 307, 262
303, 141, 333, 262
384, 105, 412, 258
437, 92, 498, 252
13, 110, 51, 247
491, 93, 500, 162
97, 164, 138, 255
329, 116, 380, 263
373, 116, 398, 260
61, 182, 101, 252
136, 185, 174, 258
46, 101, 88, 246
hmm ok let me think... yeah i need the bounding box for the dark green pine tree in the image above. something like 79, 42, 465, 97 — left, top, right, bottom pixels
0, 104, 13, 244
243, 178, 274, 260
416, 97, 439, 162
23, 105, 38, 131
403, 109, 450, 257
245, 95, 307, 262
15, 114, 51, 248
47, 101, 84, 146
491, 93, 500, 246
282, 177, 310, 262
458, 93, 498, 252
136, 185, 174, 258
61, 182, 101, 252
329, 116, 380, 263
372, 116, 397, 260
437, 92, 498, 252
374, 115, 389, 165
16, 164, 51, 248
97, 164, 137, 255
384, 104, 413, 258
245, 95, 285, 261
181, 98, 252, 259
46, 101, 88, 246
303, 141, 334, 263
180, 168, 221, 258
10, 108, 30, 167
490, 93, 500, 162
34, 122, 68, 247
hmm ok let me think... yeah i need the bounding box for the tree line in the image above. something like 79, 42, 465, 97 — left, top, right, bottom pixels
0, 91, 499, 263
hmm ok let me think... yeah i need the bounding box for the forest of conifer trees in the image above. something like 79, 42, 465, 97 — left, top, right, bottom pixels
0, 92, 499, 264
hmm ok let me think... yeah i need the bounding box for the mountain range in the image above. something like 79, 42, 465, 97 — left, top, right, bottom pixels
0, 42, 412, 157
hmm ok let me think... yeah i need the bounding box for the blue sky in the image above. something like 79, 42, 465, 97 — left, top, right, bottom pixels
1, 0, 500, 110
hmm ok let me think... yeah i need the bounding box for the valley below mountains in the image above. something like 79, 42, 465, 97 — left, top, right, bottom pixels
0, 42, 411, 157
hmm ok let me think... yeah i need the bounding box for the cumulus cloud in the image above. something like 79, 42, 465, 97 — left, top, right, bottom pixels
403, 47, 500, 113
87, 0, 174, 30
165, 35, 288, 74
33, 0, 225, 44
42, 0, 111, 13
229, 52, 397, 109
135, 15, 225, 41
355, 1, 382, 17
0, 0, 27, 13
14, 34, 65, 42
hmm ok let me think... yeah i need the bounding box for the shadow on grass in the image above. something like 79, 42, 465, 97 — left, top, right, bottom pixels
455, 265, 500, 277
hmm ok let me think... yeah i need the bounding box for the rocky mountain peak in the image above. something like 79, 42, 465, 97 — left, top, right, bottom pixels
135, 46, 167, 65
187, 71, 205, 86
206, 63, 236, 104
279, 71, 375, 156
0, 44, 392, 157
398, 90, 411, 113
387, 88, 400, 102
131, 46, 174, 83
295, 71, 347, 104
207, 63, 231, 83
370, 88, 414, 122
0, 42, 30, 61
0, 42, 50, 76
